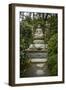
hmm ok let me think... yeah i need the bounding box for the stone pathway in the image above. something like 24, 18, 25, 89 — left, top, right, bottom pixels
20, 58, 49, 77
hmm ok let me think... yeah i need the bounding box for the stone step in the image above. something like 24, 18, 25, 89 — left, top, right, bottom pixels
31, 58, 47, 63
27, 52, 47, 58
26, 49, 47, 52
33, 40, 44, 44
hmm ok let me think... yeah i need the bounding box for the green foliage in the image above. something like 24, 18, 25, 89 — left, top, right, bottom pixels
20, 51, 31, 76
48, 33, 57, 56
44, 15, 58, 44
45, 15, 58, 76
48, 15, 58, 37
48, 34, 58, 76
20, 21, 33, 50
20, 19, 33, 76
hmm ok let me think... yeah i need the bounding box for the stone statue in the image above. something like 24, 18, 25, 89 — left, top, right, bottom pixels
27, 24, 45, 51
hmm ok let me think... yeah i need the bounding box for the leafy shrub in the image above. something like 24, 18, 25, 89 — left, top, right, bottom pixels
20, 20, 33, 77
48, 33, 58, 76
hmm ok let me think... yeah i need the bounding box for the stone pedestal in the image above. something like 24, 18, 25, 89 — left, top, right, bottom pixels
26, 24, 47, 63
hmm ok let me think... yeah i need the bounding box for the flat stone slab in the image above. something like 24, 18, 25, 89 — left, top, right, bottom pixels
26, 52, 47, 58
31, 58, 47, 63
